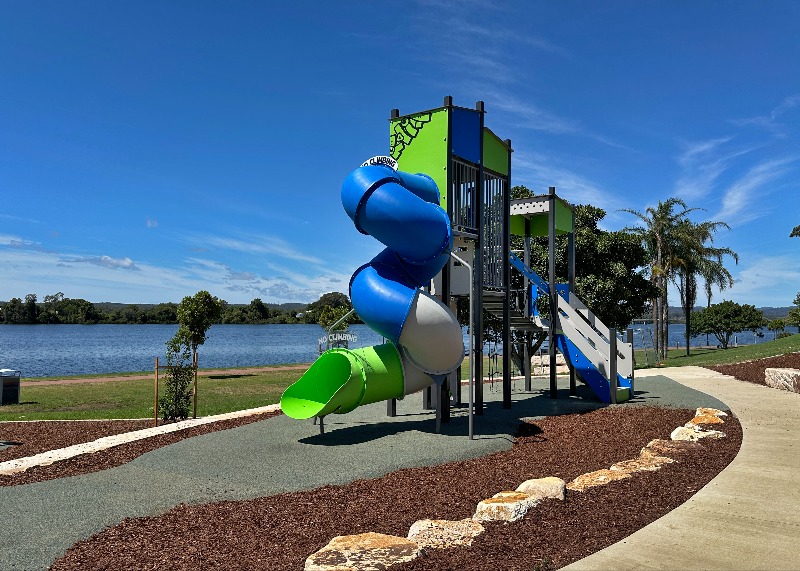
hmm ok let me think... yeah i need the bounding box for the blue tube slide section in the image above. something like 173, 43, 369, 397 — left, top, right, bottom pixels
280, 165, 464, 420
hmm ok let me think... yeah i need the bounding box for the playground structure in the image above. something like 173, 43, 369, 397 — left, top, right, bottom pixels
281, 97, 634, 433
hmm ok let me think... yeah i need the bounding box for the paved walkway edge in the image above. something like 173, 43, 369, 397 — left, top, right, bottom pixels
0, 404, 281, 475
564, 366, 800, 571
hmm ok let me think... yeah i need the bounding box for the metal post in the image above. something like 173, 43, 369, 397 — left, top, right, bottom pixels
627, 327, 635, 396
451, 367, 462, 407
387, 398, 396, 417
193, 352, 198, 419
473, 102, 485, 415
548, 187, 558, 399
423, 385, 433, 410
609, 327, 618, 404
502, 139, 512, 409
568, 208, 577, 396
154, 357, 159, 427
451, 249, 474, 439
524, 218, 532, 392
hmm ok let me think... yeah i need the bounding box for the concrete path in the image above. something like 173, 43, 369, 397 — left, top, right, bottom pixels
565, 366, 800, 571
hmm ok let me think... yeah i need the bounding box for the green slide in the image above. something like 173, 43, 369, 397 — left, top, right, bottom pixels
280, 343, 405, 420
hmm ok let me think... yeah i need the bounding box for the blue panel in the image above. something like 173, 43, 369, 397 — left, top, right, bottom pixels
556, 334, 632, 404
451, 107, 481, 164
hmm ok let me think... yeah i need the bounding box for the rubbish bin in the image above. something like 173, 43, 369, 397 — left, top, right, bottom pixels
1, 369, 21, 405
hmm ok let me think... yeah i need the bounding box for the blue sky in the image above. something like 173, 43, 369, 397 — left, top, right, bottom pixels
1, 1, 798, 308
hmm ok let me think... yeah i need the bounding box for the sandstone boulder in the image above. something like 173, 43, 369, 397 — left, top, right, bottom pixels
610, 453, 673, 474
305, 532, 421, 571
407, 518, 485, 549
670, 425, 725, 442
765, 368, 800, 393
641, 438, 702, 458
515, 477, 566, 500
473, 491, 540, 522
566, 469, 631, 492
695, 407, 728, 418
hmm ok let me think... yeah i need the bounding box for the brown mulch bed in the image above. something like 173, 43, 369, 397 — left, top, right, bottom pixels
0, 412, 279, 487
50, 406, 742, 571
707, 352, 800, 387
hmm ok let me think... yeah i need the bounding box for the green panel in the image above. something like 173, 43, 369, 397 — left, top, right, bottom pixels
509, 199, 573, 238
390, 108, 449, 208
555, 198, 573, 233
483, 128, 509, 176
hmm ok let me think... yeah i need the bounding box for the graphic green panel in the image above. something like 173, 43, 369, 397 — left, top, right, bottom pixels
390, 108, 448, 208
483, 128, 509, 176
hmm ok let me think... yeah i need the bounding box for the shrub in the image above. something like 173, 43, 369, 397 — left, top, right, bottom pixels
159, 336, 194, 422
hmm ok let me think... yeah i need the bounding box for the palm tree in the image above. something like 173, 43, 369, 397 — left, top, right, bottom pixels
792, 225, 800, 238
672, 219, 738, 356
622, 198, 699, 362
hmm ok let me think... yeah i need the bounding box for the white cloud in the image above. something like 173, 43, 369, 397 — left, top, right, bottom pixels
63, 255, 140, 271
180, 232, 323, 265
146, 218, 158, 228
729, 93, 800, 136
673, 136, 760, 202
513, 151, 623, 216
722, 255, 800, 307
713, 157, 797, 226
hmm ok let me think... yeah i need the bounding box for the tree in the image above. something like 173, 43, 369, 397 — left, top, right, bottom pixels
791, 225, 800, 238
623, 198, 703, 362
42, 292, 65, 323
691, 300, 767, 349
175, 290, 223, 361
2, 298, 25, 324
767, 318, 786, 340
672, 219, 738, 356
158, 334, 194, 422
318, 305, 353, 331
788, 293, 800, 328
24, 293, 38, 324
303, 292, 353, 324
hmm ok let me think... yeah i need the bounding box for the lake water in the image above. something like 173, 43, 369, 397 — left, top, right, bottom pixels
1, 322, 795, 378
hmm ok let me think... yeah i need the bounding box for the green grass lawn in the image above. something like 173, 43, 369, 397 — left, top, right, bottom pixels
3, 334, 797, 422
636, 333, 800, 368
0, 368, 302, 422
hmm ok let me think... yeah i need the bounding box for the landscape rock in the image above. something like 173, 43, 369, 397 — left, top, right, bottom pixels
515, 476, 566, 500
764, 368, 800, 393
695, 407, 728, 418
473, 491, 540, 522
532, 352, 571, 375
670, 425, 725, 442
407, 518, 485, 549
566, 469, 631, 492
641, 438, 703, 459
305, 532, 421, 571
610, 453, 673, 474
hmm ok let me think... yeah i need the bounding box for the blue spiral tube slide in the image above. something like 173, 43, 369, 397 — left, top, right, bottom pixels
281, 165, 464, 420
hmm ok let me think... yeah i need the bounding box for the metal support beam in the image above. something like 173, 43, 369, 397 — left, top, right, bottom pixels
387, 398, 396, 417
473, 100, 485, 415
609, 327, 618, 404
502, 139, 512, 409
568, 208, 577, 396
627, 327, 635, 397
548, 187, 558, 399
524, 218, 532, 392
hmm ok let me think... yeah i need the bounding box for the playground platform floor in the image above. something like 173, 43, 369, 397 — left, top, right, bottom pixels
0, 367, 797, 570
